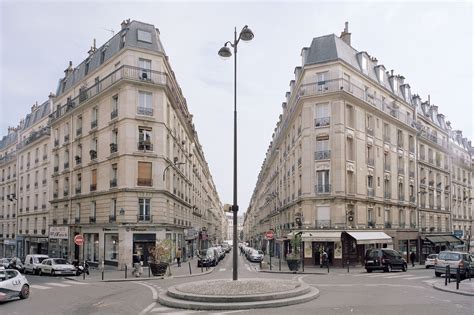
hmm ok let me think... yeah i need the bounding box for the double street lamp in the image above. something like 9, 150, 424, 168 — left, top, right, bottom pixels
218, 25, 254, 281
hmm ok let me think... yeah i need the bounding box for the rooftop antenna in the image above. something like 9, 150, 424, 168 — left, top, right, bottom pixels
103, 28, 115, 36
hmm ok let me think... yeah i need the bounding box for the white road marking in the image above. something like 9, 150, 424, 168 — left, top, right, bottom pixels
245, 264, 251, 271
30, 284, 51, 290
45, 282, 71, 287
422, 280, 437, 284
62, 280, 87, 285
139, 302, 156, 315
403, 276, 431, 280
353, 273, 372, 277
367, 274, 391, 277
135, 281, 158, 299
219, 268, 226, 272
384, 274, 413, 279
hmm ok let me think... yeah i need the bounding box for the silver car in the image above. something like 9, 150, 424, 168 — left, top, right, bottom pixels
424, 254, 438, 268
434, 251, 474, 278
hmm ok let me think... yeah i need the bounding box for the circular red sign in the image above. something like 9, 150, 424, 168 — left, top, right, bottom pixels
265, 231, 274, 240
74, 234, 84, 246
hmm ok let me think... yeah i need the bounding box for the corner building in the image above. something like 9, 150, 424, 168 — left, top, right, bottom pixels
244, 24, 472, 266
48, 20, 222, 267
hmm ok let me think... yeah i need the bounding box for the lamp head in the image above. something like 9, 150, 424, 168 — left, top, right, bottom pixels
218, 46, 232, 58
240, 26, 254, 41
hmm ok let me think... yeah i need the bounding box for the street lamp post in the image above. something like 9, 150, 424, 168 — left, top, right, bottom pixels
218, 25, 254, 281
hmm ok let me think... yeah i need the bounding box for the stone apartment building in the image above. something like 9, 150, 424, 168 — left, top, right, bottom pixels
0, 20, 225, 267
244, 23, 473, 266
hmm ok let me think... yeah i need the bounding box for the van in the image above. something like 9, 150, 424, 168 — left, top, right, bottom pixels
365, 248, 407, 273
24, 254, 49, 275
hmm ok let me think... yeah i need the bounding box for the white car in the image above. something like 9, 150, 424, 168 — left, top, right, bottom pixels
24, 254, 49, 274
0, 267, 30, 301
248, 249, 264, 262
424, 254, 438, 268
39, 258, 76, 276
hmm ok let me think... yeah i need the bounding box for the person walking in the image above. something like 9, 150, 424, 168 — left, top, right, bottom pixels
176, 248, 182, 267
410, 251, 416, 267
321, 249, 328, 268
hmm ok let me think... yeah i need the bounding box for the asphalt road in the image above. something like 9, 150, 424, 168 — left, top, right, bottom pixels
1, 254, 472, 315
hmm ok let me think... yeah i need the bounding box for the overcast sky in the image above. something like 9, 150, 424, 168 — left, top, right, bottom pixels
1, 0, 472, 213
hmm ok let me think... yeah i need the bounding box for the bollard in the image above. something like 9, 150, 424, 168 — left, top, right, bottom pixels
447, 265, 451, 283
125, 264, 128, 279
327, 262, 330, 274
279, 256, 281, 271
148, 266, 151, 278
347, 260, 350, 273
188, 261, 192, 275
260, 260, 262, 269
83, 269, 85, 280
102, 269, 104, 281
270, 254, 272, 271
201, 264, 203, 273
456, 268, 460, 290
445, 266, 448, 286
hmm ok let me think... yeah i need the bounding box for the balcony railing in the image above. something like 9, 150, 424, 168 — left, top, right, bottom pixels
109, 215, 116, 223
399, 222, 406, 229
384, 192, 391, 199
90, 183, 97, 191
110, 178, 117, 188
137, 214, 151, 222
314, 220, 331, 228
41, 229, 46, 235
63, 190, 69, 197
64, 162, 69, 169
315, 184, 331, 194
91, 120, 98, 129
75, 217, 80, 224
314, 117, 330, 127
76, 127, 82, 136
75, 186, 81, 194
75, 156, 82, 165
15, 126, 51, 150
138, 141, 153, 151
54, 139, 59, 147
111, 109, 118, 119
89, 150, 97, 160
137, 107, 153, 116
89, 216, 96, 223
54, 166, 59, 173
64, 134, 70, 143
368, 221, 376, 228
42, 204, 46, 209
384, 222, 392, 228
315, 150, 331, 160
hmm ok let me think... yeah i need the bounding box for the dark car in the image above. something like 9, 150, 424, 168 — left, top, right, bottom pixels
197, 248, 217, 267
365, 249, 407, 273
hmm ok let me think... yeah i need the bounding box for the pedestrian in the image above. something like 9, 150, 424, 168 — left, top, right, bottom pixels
410, 251, 416, 267
321, 249, 328, 268
176, 248, 182, 267
132, 253, 142, 277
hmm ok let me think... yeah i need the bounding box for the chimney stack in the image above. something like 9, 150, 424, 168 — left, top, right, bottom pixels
340, 21, 351, 45
64, 61, 73, 77
49, 92, 55, 113
121, 19, 130, 30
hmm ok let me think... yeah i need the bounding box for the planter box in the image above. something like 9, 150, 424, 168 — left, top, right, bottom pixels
286, 259, 300, 272
149, 262, 169, 276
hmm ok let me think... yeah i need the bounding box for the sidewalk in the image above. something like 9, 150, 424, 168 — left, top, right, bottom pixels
65, 257, 214, 282
432, 278, 474, 296
257, 255, 428, 274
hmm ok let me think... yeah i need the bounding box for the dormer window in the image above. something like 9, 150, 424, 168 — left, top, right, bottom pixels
361, 55, 368, 73
137, 30, 152, 43
84, 59, 90, 76
100, 49, 106, 65
379, 68, 384, 83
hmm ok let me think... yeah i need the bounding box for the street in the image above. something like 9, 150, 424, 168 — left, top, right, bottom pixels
1, 254, 472, 314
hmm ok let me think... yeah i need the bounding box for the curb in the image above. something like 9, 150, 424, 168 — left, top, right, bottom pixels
432, 282, 474, 296
258, 269, 328, 275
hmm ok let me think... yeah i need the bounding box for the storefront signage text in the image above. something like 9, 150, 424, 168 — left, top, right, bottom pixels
49, 226, 69, 239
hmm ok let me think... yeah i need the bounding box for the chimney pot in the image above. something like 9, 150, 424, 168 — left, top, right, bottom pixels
340, 21, 351, 45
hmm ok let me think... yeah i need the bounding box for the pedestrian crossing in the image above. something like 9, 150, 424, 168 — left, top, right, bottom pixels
30, 280, 87, 290
339, 272, 434, 284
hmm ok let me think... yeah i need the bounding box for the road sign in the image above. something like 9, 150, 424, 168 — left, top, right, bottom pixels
74, 234, 84, 246
265, 230, 274, 240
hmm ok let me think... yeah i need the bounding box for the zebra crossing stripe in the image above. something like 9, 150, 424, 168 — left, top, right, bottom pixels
45, 282, 71, 287
367, 274, 390, 277
30, 284, 51, 290
384, 274, 412, 279
219, 268, 226, 272
62, 280, 87, 285
403, 276, 431, 280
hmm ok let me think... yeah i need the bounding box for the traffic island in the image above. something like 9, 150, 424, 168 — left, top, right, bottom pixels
157, 278, 319, 310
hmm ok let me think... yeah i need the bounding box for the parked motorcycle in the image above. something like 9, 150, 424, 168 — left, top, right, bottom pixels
8, 257, 25, 273
73, 260, 90, 276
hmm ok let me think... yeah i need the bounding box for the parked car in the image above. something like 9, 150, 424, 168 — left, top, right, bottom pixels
424, 254, 438, 269
0, 258, 12, 268
222, 243, 231, 253
24, 254, 49, 275
39, 258, 76, 276
248, 249, 264, 262
365, 248, 407, 273
216, 247, 225, 261
434, 251, 474, 278
0, 266, 30, 301
197, 248, 217, 267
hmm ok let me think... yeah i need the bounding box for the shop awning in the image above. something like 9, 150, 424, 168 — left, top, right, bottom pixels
441, 235, 462, 244
301, 231, 342, 242
425, 236, 447, 244
347, 231, 392, 245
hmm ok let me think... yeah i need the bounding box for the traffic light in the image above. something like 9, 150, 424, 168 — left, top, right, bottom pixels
347, 209, 354, 222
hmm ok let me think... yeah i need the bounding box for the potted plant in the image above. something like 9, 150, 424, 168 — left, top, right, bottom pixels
286, 232, 302, 272
148, 239, 172, 276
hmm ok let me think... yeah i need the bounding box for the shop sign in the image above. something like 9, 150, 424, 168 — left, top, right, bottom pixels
49, 226, 69, 239
4, 240, 16, 245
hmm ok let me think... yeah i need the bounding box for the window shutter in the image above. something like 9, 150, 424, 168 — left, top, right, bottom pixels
138, 162, 152, 186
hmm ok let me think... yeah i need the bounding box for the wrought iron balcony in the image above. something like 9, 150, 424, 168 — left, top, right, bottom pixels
137, 214, 151, 222
384, 222, 392, 228
109, 215, 116, 223
64, 162, 69, 169
315, 150, 331, 160
138, 141, 153, 151
315, 184, 331, 194
91, 120, 98, 129
110, 178, 117, 188
89, 150, 97, 160
368, 221, 376, 228
89, 216, 96, 223
111, 109, 118, 119
75, 217, 80, 224
64, 134, 70, 143
90, 183, 97, 191
314, 220, 331, 228
314, 117, 330, 127
76, 127, 82, 136
137, 107, 153, 116
110, 143, 118, 153
75, 186, 81, 194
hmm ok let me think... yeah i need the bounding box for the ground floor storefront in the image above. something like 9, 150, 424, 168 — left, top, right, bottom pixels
16, 235, 49, 258
420, 234, 463, 262
0, 239, 16, 257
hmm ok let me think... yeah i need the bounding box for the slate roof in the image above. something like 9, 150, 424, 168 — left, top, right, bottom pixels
22, 101, 50, 131
0, 131, 18, 150
56, 20, 166, 96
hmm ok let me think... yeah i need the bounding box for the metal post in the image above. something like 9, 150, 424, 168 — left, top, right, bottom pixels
347, 259, 350, 273
125, 264, 127, 279
188, 261, 192, 275
148, 265, 151, 277
270, 253, 272, 270
232, 27, 239, 282
445, 266, 448, 286
327, 261, 329, 273
279, 253, 281, 271
456, 268, 460, 290
447, 265, 451, 283
102, 269, 104, 280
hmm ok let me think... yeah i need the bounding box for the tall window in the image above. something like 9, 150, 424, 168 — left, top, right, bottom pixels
138, 127, 152, 150
137, 161, 152, 186
138, 198, 151, 221
385, 208, 391, 225
110, 199, 117, 222
91, 169, 97, 191
90, 138, 98, 160
139, 58, 152, 80
110, 164, 117, 187
361, 55, 368, 73
368, 208, 374, 225
317, 71, 328, 91
91, 107, 98, 128
76, 116, 83, 135
346, 137, 354, 161
111, 95, 119, 119
75, 203, 81, 222
347, 171, 354, 194
383, 123, 390, 142
138, 91, 153, 116
316, 170, 330, 193
346, 104, 354, 128
90, 201, 96, 221
314, 103, 330, 127
315, 136, 330, 160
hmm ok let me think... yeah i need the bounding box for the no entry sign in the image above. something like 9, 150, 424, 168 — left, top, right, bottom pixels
265, 230, 274, 240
